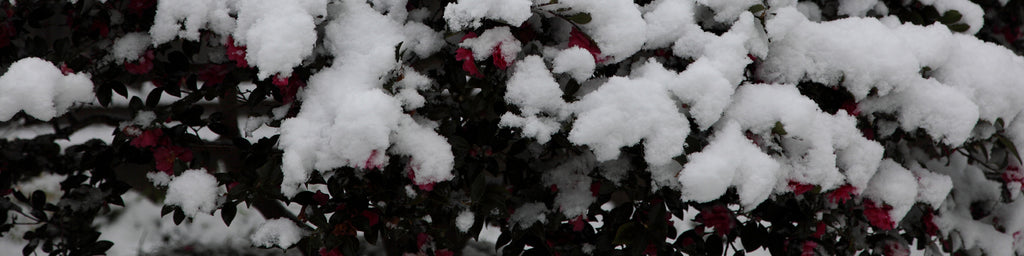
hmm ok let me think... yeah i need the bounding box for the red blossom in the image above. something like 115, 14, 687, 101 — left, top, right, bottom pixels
313, 190, 330, 205
272, 75, 302, 104
801, 241, 817, 256
130, 129, 164, 148
643, 243, 658, 256
492, 42, 510, 70
125, 50, 155, 75
590, 181, 601, 196
923, 211, 940, 236
788, 180, 815, 196
455, 47, 483, 78
827, 184, 858, 204
434, 249, 454, 256
882, 240, 909, 256
198, 64, 231, 87
699, 205, 735, 236
59, 63, 73, 75
363, 150, 383, 170
226, 37, 249, 68
1002, 165, 1024, 184
154, 145, 193, 175
361, 210, 379, 226
841, 100, 861, 116
813, 222, 827, 238
416, 233, 430, 250
319, 247, 344, 256
127, 0, 156, 16
0, 22, 14, 48
407, 166, 436, 191
864, 199, 895, 230
570, 215, 586, 232
568, 27, 603, 62
90, 20, 109, 38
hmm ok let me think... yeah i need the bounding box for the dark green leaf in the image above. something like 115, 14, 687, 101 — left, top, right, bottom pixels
90, 241, 114, 254
496, 231, 512, 248
173, 208, 185, 225
939, 10, 962, 24
96, 83, 112, 107
129, 96, 144, 112
748, 4, 766, 13
947, 23, 970, 32
566, 12, 592, 24
161, 205, 174, 216
772, 122, 787, 136
222, 202, 237, 226
146, 87, 163, 108
30, 190, 45, 209
23, 239, 38, 256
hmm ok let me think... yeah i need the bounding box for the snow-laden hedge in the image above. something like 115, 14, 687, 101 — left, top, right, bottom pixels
2, 0, 1024, 255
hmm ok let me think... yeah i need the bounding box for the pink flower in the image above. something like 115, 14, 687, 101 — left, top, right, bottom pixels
699, 205, 734, 236
827, 184, 858, 204
788, 181, 815, 196
864, 199, 895, 230
226, 37, 248, 68
568, 27, 603, 63
125, 50, 155, 75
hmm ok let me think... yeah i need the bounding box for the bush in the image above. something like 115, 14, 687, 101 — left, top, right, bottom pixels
2, 0, 1024, 255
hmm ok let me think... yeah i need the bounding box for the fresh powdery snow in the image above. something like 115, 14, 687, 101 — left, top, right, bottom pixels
0, 58, 94, 121
163, 169, 221, 217
250, 218, 305, 248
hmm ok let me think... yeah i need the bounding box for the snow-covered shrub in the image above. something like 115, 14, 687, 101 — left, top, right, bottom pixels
2, 0, 1024, 255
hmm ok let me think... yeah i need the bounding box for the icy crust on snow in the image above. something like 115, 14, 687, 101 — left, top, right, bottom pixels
443, 0, 533, 30
164, 169, 220, 217
0, 58, 94, 121
250, 218, 305, 248
724, 84, 883, 191
678, 122, 780, 209
235, 0, 324, 79
278, 0, 452, 197
759, 7, 1024, 146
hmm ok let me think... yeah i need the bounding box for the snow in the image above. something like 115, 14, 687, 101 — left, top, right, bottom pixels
500, 55, 568, 144
234, 0, 324, 79
164, 169, 221, 217
459, 27, 521, 63
696, 0, 760, 23
510, 203, 549, 229
554, 0, 647, 63
251, 218, 305, 248
150, 0, 234, 44
641, 0, 697, 50
0, 57, 94, 122
677, 121, 780, 209
569, 75, 688, 165
552, 47, 596, 82
456, 211, 474, 232
864, 160, 918, 221
111, 33, 151, 62
443, 0, 533, 30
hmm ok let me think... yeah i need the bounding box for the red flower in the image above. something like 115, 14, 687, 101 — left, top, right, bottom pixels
568, 27, 603, 62
864, 199, 895, 230
361, 210, 379, 226
127, 0, 156, 16
90, 20, 109, 38
492, 42, 510, 70
125, 50, 155, 75
1002, 165, 1024, 184
130, 129, 164, 148
362, 150, 383, 170
827, 184, 858, 204
841, 100, 861, 116
923, 211, 940, 236
788, 180, 815, 196
416, 233, 430, 250
59, 63, 74, 75
699, 205, 734, 236
590, 181, 601, 196
154, 145, 193, 175
318, 247, 344, 256
643, 243, 658, 256
882, 240, 909, 256
226, 37, 248, 68
272, 75, 302, 104
435, 249, 454, 256
455, 48, 483, 78
570, 215, 586, 232
407, 166, 436, 191
198, 64, 231, 87
0, 22, 14, 48
801, 241, 817, 256
813, 222, 827, 238
313, 190, 330, 205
